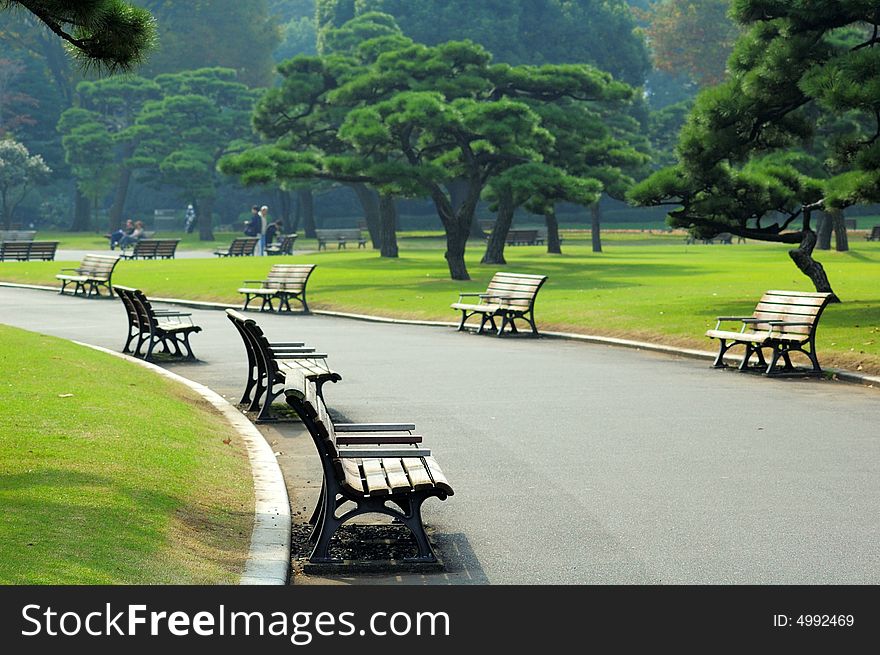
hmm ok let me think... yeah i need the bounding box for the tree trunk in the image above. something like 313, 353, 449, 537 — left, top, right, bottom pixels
590, 202, 602, 253
1, 188, 10, 229
831, 208, 849, 252
298, 188, 316, 238
292, 191, 301, 232
378, 194, 398, 258
445, 222, 471, 280
481, 189, 514, 265
276, 188, 293, 234
448, 178, 485, 240
197, 197, 215, 241
108, 166, 131, 232
788, 229, 838, 302
816, 212, 832, 250
350, 183, 381, 249
71, 188, 90, 231
545, 207, 562, 254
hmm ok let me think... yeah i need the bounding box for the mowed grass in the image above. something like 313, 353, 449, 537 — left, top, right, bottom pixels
0, 326, 254, 584
3, 234, 880, 373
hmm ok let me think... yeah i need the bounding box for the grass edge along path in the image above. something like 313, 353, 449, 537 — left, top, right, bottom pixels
0, 325, 254, 584
1, 237, 879, 374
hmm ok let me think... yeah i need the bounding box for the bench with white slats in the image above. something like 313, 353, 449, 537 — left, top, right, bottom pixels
706, 289, 834, 376
238, 263, 315, 313
451, 271, 548, 336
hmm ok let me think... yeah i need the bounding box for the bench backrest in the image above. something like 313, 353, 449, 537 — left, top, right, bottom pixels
261, 264, 316, 292
271, 234, 296, 254
315, 228, 362, 240
225, 308, 286, 381
129, 239, 180, 257
484, 272, 548, 309
750, 290, 833, 339
0, 230, 36, 242
232, 237, 259, 255
129, 240, 159, 256
77, 254, 121, 280
0, 241, 32, 258
114, 286, 141, 334
870, 226, 880, 238
28, 241, 58, 259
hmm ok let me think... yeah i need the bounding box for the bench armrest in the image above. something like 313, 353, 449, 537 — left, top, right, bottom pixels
59, 267, 82, 273
457, 292, 485, 297
766, 321, 812, 326
154, 311, 190, 317
495, 295, 533, 301
335, 423, 416, 432
338, 446, 432, 458
271, 347, 316, 354
274, 352, 328, 359
269, 341, 306, 347
715, 316, 752, 322
336, 434, 423, 445
242, 279, 268, 284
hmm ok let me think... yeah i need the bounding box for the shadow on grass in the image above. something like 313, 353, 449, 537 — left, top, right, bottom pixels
0, 468, 250, 584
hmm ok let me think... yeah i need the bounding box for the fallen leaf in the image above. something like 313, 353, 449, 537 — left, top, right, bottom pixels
58, 393, 74, 398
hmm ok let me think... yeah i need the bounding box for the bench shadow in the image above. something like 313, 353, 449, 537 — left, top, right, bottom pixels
291, 524, 489, 584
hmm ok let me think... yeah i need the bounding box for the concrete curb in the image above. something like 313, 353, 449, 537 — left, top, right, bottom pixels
73, 341, 291, 586
4, 280, 878, 389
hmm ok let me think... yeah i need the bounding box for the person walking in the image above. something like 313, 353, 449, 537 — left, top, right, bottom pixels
258, 205, 269, 255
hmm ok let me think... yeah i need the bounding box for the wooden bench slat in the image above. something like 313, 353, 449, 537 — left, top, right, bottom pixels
382, 458, 415, 493
361, 459, 392, 496
401, 458, 435, 491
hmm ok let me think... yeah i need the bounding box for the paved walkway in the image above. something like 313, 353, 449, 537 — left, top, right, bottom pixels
1, 286, 878, 584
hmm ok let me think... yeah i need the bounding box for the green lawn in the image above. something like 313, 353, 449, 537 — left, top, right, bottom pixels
0, 326, 254, 584
2, 234, 879, 373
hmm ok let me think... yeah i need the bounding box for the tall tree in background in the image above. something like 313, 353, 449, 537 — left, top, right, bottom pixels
270, 0, 317, 60
630, 1, 880, 297
636, 0, 738, 88
0, 0, 155, 72
0, 138, 51, 228
57, 108, 116, 230
140, 0, 279, 87
0, 58, 38, 137
129, 68, 257, 240
316, 0, 650, 86
72, 76, 161, 230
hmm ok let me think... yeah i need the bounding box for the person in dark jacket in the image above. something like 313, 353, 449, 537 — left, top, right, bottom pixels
244, 205, 261, 236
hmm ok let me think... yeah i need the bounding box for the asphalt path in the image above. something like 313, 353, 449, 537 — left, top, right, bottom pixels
1, 285, 878, 584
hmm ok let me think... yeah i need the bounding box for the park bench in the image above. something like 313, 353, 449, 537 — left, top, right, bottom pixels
238, 263, 316, 313
866, 225, 880, 241
115, 286, 201, 360
226, 309, 340, 422
120, 238, 180, 260
266, 233, 297, 256
452, 272, 548, 336
214, 237, 259, 257
0, 240, 58, 261
284, 374, 453, 564
315, 228, 366, 250
0, 230, 36, 242
706, 289, 834, 376
505, 229, 539, 246
56, 253, 121, 297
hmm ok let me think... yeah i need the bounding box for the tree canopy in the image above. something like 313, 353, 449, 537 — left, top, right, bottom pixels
316, 0, 651, 86
0, 137, 51, 228
629, 0, 880, 297
223, 13, 636, 279
0, 0, 156, 72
